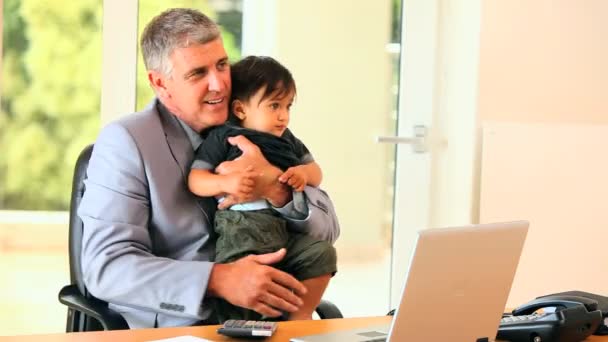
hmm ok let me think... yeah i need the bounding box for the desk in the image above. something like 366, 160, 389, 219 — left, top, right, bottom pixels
2, 317, 607, 341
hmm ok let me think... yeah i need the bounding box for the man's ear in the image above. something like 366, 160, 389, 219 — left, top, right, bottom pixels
148, 70, 170, 99
231, 100, 247, 120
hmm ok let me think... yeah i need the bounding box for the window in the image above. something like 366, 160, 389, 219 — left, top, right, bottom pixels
1, 0, 103, 335
1, 0, 102, 210
0, 0, 243, 335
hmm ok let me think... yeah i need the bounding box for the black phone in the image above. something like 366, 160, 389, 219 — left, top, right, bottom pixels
496, 295, 603, 342
537, 291, 608, 335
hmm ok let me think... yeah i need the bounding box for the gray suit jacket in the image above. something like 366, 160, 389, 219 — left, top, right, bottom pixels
78, 100, 340, 328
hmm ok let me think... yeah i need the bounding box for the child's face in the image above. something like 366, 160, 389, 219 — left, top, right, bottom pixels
235, 86, 295, 137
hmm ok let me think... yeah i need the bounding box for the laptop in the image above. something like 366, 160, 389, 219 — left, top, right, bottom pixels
290, 221, 529, 342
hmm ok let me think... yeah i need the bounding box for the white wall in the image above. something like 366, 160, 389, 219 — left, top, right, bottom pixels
415, 0, 608, 306
481, 123, 608, 306
476, 0, 608, 305
431, 0, 608, 227
478, 0, 608, 124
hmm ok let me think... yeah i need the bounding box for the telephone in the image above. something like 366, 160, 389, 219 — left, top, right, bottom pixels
496, 295, 603, 342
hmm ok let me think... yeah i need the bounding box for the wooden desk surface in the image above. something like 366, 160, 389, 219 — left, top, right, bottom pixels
0, 317, 388, 342
2, 316, 607, 341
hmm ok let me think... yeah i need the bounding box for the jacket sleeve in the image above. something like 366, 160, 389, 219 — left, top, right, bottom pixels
274, 187, 340, 244
78, 122, 213, 320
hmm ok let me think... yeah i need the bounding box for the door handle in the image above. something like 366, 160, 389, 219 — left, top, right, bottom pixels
376, 125, 427, 153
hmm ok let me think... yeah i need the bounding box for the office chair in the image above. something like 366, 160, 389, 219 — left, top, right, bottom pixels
58, 144, 128, 332
58, 144, 342, 332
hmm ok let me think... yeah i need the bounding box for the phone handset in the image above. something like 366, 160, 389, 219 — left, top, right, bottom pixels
498, 295, 603, 342
512, 295, 599, 315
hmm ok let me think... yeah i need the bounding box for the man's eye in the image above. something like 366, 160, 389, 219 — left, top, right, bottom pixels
217, 60, 229, 71
270, 103, 280, 110
188, 70, 206, 80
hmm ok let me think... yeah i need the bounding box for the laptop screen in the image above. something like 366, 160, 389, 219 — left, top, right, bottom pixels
388, 220, 529, 341
291, 220, 529, 342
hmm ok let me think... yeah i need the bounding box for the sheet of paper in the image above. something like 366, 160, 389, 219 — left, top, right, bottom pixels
147, 336, 215, 342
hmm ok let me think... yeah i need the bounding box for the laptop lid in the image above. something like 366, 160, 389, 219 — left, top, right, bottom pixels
291, 220, 529, 342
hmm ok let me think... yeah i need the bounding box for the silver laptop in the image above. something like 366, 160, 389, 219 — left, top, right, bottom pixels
291, 221, 529, 342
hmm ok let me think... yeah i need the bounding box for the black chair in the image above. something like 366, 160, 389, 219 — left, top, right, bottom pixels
58, 144, 342, 332
58, 144, 128, 332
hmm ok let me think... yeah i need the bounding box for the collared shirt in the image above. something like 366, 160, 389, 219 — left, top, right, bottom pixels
158, 102, 308, 219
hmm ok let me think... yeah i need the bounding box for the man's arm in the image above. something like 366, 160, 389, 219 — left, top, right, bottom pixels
274, 186, 340, 243
79, 123, 212, 319
217, 136, 340, 244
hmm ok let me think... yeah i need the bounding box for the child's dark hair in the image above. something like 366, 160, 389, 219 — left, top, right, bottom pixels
230, 56, 296, 120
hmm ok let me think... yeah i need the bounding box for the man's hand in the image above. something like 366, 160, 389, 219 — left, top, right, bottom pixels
218, 166, 257, 208
278, 166, 308, 192
207, 249, 307, 317
216, 135, 292, 207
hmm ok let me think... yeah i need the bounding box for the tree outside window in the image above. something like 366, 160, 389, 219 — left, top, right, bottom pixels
1, 0, 242, 211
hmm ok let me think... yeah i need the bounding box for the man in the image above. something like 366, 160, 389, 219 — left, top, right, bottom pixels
79, 8, 339, 328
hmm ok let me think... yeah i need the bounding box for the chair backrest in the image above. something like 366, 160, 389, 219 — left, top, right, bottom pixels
68, 144, 93, 294
66, 144, 105, 331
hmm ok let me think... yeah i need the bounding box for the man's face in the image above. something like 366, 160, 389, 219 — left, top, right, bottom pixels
150, 38, 231, 132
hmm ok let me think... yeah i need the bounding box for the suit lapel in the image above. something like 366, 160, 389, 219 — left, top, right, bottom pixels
156, 101, 193, 178
154, 100, 217, 223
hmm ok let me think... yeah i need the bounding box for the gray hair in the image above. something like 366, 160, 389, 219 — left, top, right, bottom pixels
140, 8, 220, 76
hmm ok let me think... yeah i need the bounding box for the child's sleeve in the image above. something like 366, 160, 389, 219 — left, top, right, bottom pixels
191, 128, 228, 171
283, 128, 314, 164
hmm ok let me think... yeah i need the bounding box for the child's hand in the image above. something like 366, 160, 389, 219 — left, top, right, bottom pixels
278, 166, 307, 192
222, 166, 257, 202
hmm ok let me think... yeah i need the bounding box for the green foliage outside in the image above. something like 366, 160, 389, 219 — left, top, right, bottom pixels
1, 0, 241, 210
391, 0, 402, 44
1, 0, 103, 210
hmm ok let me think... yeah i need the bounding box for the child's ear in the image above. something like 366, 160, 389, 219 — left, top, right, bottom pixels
231, 100, 247, 120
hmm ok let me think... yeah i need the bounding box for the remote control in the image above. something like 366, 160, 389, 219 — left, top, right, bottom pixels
217, 319, 278, 338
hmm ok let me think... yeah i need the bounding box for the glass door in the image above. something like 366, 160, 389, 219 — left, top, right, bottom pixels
238, 0, 404, 317
389, 0, 481, 306
387, 0, 437, 307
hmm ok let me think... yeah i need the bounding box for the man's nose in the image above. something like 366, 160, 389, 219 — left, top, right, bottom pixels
208, 71, 223, 91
